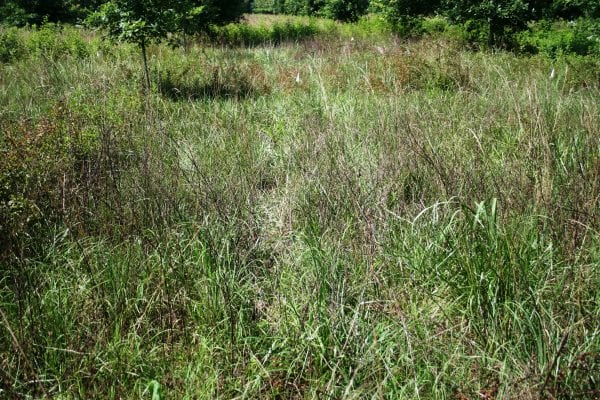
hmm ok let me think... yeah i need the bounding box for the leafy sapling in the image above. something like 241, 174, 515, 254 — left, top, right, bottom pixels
89, 0, 178, 91
89, 0, 245, 90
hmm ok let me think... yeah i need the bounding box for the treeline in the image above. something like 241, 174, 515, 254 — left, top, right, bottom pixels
0, 0, 105, 24
252, 0, 600, 22
255, 0, 600, 44
2, 0, 599, 25
0, 0, 250, 26
1, 0, 599, 48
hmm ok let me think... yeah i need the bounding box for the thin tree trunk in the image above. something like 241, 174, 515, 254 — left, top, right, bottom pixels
141, 38, 151, 93
183, 28, 188, 54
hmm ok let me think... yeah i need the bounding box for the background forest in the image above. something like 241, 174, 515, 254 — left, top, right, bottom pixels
1, 0, 600, 45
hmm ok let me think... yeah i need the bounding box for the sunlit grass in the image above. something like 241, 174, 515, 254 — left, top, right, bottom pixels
0, 21, 598, 399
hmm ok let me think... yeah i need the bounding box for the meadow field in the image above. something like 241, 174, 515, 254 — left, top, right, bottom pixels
1, 15, 599, 398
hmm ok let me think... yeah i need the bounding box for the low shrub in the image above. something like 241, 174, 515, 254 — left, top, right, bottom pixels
449, 19, 507, 49
252, 0, 282, 13
421, 15, 450, 35
0, 104, 131, 261
321, 0, 369, 22
518, 19, 600, 57
28, 22, 91, 60
332, 14, 393, 39
0, 27, 27, 62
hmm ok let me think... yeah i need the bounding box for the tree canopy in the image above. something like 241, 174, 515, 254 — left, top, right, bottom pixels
0, 0, 597, 46
0, 0, 105, 24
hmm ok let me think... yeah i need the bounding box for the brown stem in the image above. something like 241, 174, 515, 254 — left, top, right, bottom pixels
141, 38, 151, 93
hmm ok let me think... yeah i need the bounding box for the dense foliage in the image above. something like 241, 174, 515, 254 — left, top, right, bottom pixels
89, 0, 177, 45
322, 0, 369, 22
0, 0, 598, 41
85, 0, 246, 89
0, 0, 104, 24
369, 0, 440, 34
443, 0, 550, 46
0, 0, 246, 26
371, 0, 440, 23
247, 0, 600, 36
551, 0, 600, 19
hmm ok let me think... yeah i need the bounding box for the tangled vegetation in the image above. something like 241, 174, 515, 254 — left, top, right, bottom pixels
0, 13, 599, 399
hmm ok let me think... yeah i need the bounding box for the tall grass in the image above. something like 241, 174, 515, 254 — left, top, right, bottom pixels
0, 20, 598, 398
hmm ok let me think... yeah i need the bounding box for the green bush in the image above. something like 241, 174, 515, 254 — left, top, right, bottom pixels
443, 0, 531, 48
0, 1, 32, 26
0, 0, 104, 25
62, 26, 92, 58
28, 23, 91, 59
0, 27, 27, 62
518, 19, 600, 57
339, 14, 393, 37
460, 19, 496, 48
252, 0, 281, 13
420, 15, 450, 35
283, 0, 311, 15
370, 0, 441, 36
322, 0, 369, 22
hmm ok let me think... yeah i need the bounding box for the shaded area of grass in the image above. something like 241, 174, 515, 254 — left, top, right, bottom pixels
157, 66, 270, 101
204, 19, 323, 47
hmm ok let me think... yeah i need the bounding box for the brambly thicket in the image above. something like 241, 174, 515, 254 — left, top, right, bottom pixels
1, 1, 599, 399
